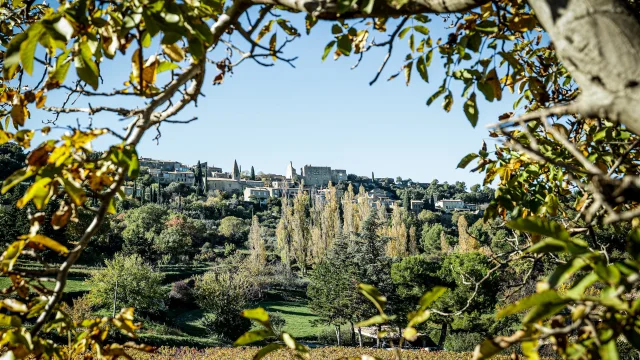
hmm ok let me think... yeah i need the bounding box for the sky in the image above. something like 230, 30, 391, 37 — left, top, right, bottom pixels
32, 13, 520, 187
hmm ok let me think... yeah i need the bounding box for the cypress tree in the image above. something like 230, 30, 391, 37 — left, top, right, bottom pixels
250, 166, 256, 180
402, 191, 410, 210
195, 161, 203, 196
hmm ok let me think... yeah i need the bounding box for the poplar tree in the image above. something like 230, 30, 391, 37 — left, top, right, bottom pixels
276, 198, 292, 266
386, 204, 408, 257
291, 190, 310, 274
356, 185, 371, 227
342, 183, 357, 236
249, 215, 267, 267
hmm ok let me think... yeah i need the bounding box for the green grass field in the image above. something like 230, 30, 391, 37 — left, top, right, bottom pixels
257, 299, 328, 339
0, 276, 91, 293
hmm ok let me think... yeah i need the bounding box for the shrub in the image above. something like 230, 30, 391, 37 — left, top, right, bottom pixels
194, 270, 252, 341
223, 242, 236, 257
168, 279, 196, 307
62, 294, 93, 324
269, 312, 286, 335
87, 253, 166, 314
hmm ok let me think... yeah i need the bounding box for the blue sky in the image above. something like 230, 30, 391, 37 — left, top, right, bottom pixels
34, 13, 520, 187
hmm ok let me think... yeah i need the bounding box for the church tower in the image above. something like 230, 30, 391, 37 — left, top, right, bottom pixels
232, 160, 240, 180
286, 161, 296, 180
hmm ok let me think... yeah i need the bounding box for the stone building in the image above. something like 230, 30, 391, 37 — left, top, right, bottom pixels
206, 160, 263, 194
285, 161, 347, 187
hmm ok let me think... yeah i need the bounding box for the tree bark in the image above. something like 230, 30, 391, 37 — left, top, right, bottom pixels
249, 0, 488, 19
438, 322, 447, 348
350, 321, 356, 345
335, 325, 341, 346
358, 327, 363, 347
527, 0, 640, 134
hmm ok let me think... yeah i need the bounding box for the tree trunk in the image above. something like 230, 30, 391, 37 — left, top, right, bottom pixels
350, 321, 356, 345
358, 327, 363, 347
438, 322, 447, 349
376, 325, 381, 348
335, 325, 341, 346
526, 0, 640, 134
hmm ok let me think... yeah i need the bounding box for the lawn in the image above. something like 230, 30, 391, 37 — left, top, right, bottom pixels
257, 299, 329, 340
0, 276, 91, 293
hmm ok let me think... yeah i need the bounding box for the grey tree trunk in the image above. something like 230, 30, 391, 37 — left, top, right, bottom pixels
527, 0, 640, 134
350, 321, 356, 345
335, 325, 341, 346
438, 322, 447, 348
358, 327, 363, 347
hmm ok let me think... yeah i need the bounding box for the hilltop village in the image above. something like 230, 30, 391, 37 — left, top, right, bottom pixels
125, 157, 489, 213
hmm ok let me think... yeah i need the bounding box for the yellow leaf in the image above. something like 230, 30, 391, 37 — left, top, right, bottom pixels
142, 56, 159, 86
10, 101, 28, 129
486, 68, 502, 101
17, 177, 52, 209
1, 241, 25, 271
403, 327, 418, 341
2, 299, 28, 313
30, 234, 69, 255
162, 44, 185, 62
62, 176, 87, 206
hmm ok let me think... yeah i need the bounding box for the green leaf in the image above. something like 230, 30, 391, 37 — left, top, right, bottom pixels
566, 272, 599, 300
62, 177, 87, 206
413, 25, 429, 35
337, 35, 352, 56
2, 169, 35, 195
425, 49, 433, 66
599, 339, 619, 360
331, 24, 343, 34
234, 329, 274, 346
355, 314, 391, 327
358, 284, 387, 314
0, 314, 22, 327
20, 24, 44, 76
426, 86, 445, 106
463, 92, 479, 127
404, 61, 412, 86
3, 32, 28, 79
507, 217, 570, 241
418, 286, 446, 309
53, 17, 74, 41
241, 308, 270, 328
253, 343, 284, 360
416, 55, 428, 82
497, 290, 562, 319
407, 310, 430, 327
361, 0, 375, 14
442, 92, 453, 112
477, 81, 494, 102
547, 256, 591, 288
188, 38, 205, 61
457, 153, 479, 169
50, 50, 72, 85
523, 303, 566, 324
398, 27, 411, 39
322, 41, 336, 61
526, 238, 568, 254
75, 41, 99, 90
157, 61, 179, 74
475, 20, 498, 33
